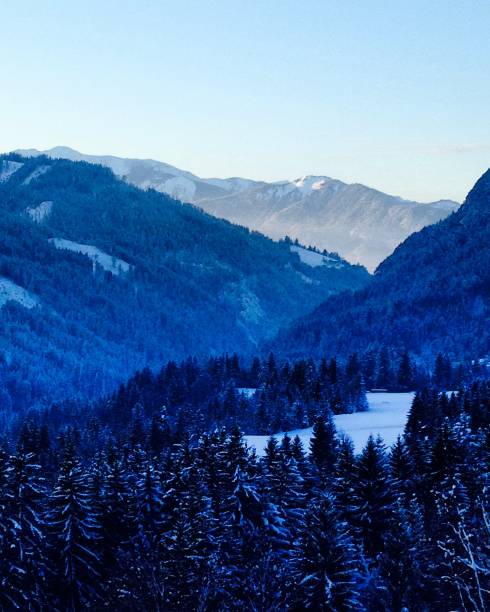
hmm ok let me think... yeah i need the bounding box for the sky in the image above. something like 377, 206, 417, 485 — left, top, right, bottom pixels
1, 0, 489, 202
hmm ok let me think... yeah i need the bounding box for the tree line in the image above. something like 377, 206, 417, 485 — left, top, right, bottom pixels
11, 350, 482, 443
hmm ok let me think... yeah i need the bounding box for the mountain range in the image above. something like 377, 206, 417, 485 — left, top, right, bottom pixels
272, 168, 490, 362
0, 153, 367, 406
16, 147, 460, 271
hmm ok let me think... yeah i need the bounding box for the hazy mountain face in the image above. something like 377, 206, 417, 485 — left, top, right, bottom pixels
272, 169, 490, 361
197, 177, 460, 272
16, 147, 459, 271
0, 153, 368, 403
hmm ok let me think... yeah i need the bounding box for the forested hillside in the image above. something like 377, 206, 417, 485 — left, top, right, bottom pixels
18, 147, 459, 271
0, 154, 368, 407
273, 169, 490, 362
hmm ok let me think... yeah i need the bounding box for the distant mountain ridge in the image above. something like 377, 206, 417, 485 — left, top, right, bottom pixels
271, 168, 490, 362
16, 146, 264, 204
0, 153, 368, 404
16, 147, 460, 271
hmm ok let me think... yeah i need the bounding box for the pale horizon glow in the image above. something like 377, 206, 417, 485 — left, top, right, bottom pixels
1, 0, 489, 202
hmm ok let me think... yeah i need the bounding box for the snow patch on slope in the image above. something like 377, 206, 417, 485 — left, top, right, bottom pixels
0, 160, 24, 183
0, 278, 38, 309
245, 392, 414, 455
291, 245, 344, 269
23, 165, 50, 185
159, 176, 197, 202
49, 239, 133, 275
291, 245, 325, 267
205, 177, 258, 193
26, 201, 53, 223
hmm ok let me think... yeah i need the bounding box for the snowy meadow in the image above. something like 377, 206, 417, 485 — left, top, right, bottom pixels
246, 392, 414, 454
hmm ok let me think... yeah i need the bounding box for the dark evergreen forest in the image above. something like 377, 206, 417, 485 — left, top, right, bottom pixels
3, 349, 481, 437
1, 381, 489, 610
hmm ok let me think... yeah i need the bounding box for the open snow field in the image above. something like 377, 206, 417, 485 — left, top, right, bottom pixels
245, 391, 415, 456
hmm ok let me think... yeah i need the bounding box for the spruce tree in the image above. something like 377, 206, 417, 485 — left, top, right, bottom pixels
376, 346, 393, 389
293, 491, 361, 610
309, 412, 338, 479
352, 436, 394, 560
397, 351, 413, 390
333, 436, 357, 527
377, 501, 428, 611
0, 452, 47, 608
47, 459, 102, 609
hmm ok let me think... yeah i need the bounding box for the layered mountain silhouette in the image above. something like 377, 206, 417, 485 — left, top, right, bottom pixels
0, 154, 368, 403
16, 147, 459, 271
272, 169, 490, 362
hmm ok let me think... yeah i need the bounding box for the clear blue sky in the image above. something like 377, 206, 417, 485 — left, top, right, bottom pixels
1, 0, 489, 201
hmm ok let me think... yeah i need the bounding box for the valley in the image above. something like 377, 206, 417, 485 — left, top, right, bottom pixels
3, 3, 490, 609
0, 153, 368, 404
0, 156, 487, 611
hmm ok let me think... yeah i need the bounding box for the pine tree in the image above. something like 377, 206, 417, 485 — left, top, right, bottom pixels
136, 464, 163, 546
209, 466, 265, 609
376, 346, 393, 389
280, 432, 293, 458
397, 351, 413, 390
389, 435, 415, 503
262, 437, 305, 547
101, 456, 136, 568
47, 459, 102, 609
291, 434, 306, 462
352, 436, 394, 559
293, 491, 361, 610
225, 425, 249, 474
0, 452, 47, 608
148, 407, 171, 455
430, 421, 469, 531
434, 353, 453, 390
333, 436, 357, 527
309, 412, 338, 479
405, 390, 435, 442
377, 500, 428, 611
241, 550, 289, 611
159, 444, 216, 610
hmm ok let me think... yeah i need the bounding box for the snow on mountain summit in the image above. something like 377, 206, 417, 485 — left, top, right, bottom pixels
293, 175, 333, 193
